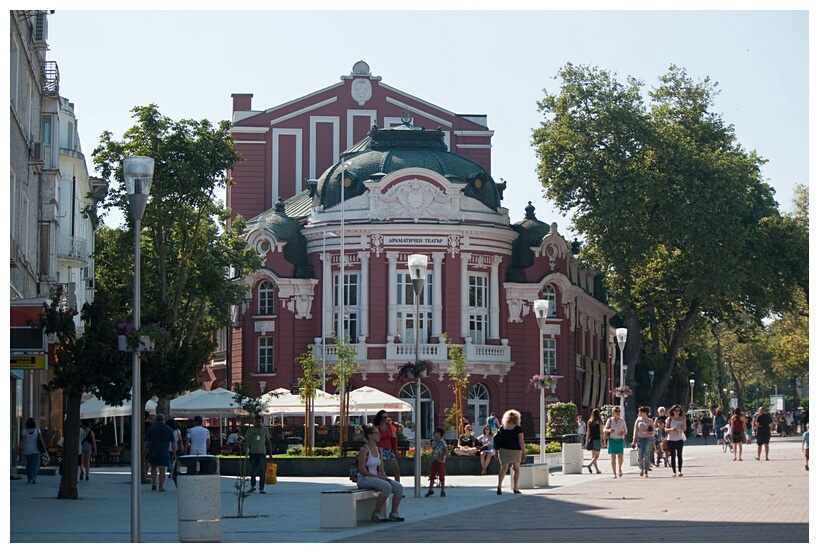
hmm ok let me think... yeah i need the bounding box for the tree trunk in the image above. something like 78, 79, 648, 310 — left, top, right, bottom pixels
57, 391, 82, 499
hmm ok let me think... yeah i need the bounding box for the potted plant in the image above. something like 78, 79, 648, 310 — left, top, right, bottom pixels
116, 322, 166, 352
615, 385, 633, 398
399, 359, 437, 378
530, 373, 559, 392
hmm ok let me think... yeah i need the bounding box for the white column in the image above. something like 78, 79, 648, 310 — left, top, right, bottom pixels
490, 255, 501, 340
358, 251, 370, 339
461, 253, 469, 338
386, 251, 399, 339
321, 252, 333, 338
431, 252, 444, 339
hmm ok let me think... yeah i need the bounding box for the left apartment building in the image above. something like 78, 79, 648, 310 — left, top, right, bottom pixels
10, 10, 106, 466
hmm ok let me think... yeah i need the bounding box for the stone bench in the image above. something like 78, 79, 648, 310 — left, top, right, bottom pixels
517, 463, 550, 488
319, 489, 387, 528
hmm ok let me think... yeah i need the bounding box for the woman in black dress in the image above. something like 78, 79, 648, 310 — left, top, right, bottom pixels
495, 409, 526, 494
585, 408, 604, 474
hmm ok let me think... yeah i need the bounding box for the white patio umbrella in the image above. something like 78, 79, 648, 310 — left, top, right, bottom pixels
79, 393, 157, 446
169, 388, 246, 418
80, 395, 157, 419
348, 386, 413, 417
260, 388, 340, 416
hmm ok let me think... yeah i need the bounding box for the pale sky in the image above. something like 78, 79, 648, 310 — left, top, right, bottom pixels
42, 3, 812, 238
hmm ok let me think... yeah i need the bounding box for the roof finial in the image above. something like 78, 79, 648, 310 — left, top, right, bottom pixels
401, 109, 412, 125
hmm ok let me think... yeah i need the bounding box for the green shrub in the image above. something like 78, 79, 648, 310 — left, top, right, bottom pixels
546, 402, 578, 437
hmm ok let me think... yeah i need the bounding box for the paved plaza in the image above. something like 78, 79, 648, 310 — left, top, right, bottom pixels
8, 436, 810, 543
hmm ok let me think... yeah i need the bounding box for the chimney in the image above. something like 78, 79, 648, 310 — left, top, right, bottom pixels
231, 93, 253, 112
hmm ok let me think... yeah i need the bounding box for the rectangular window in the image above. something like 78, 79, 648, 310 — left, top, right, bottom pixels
334, 272, 359, 343
41, 115, 52, 168
258, 336, 274, 374
543, 337, 556, 375
396, 272, 432, 344
467, 273, 488, 344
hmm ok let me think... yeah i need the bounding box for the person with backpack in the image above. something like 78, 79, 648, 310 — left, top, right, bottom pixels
79, 420, 97, 481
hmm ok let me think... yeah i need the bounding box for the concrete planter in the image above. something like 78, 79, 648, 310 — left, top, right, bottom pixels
217, 452, 563, 477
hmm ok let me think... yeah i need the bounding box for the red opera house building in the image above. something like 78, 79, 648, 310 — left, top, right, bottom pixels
203, 61, 615, 438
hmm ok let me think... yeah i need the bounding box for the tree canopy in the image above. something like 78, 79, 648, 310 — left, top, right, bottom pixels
92, 104, 261, 405
532, 64, 808, 410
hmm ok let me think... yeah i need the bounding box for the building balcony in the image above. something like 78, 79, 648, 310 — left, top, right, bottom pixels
313, 338, 511, 370
56, 235, 87, 264
42, 61, 59, 96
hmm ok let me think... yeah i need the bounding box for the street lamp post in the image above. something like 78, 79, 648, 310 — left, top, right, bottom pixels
123, 155, 154, 543
689, 379, 695, 409
322, 231, 337, 391
615, 328, 628, 415
338, 159, 356, 344
408, 253, 428, 499
533, 300, 550, 464
648, 370, 655, 413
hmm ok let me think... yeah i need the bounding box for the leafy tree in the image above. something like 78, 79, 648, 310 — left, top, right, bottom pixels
329, 335, 359, 451
532, 64, 807, 413
442, 333, 470, 437
92, 105, 261, 415
39, 289, 130, 499
296, 345, 324, 456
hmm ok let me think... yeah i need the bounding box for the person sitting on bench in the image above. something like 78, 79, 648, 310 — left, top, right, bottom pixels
454, 425, 480, 456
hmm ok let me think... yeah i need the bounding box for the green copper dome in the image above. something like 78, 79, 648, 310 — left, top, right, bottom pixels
315, 124, 501, 212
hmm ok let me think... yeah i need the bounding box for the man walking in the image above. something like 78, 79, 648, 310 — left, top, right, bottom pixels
185, 416, 210, 455
244, 415, 272, 494
144, 413, 176, 492
754, 406, 774, 461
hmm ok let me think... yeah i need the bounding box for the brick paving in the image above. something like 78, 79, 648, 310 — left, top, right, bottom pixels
338, 436, 809, 543
8, 435, 809, 543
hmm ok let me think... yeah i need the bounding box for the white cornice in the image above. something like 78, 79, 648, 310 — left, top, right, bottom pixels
453, 130, 495, 137
230, 126, 269, 134
261, 81, 344, 115
270, 97, 338, 126
385, 96, 453, 127
455, 144, 492, 149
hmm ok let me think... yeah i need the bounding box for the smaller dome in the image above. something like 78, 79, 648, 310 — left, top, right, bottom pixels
250, 198, 312, 278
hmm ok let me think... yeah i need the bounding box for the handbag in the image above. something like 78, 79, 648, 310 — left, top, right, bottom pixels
40, 452, 51, 467
36, 429, 47, 454
348, 459, 359, 482
492, 428, 503, 450
265, 461, 278, 485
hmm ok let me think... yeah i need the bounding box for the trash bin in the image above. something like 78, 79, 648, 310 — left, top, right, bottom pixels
176, 455, 221, 543
561, 434, 582, 474
286, 436, 303, 451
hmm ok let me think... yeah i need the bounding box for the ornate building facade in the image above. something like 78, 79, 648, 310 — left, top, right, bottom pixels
206, 62, 615, 438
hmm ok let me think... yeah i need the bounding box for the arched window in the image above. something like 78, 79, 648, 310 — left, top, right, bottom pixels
542, 284, 557, 318
258, 281, 275, 315
399, 383, 433, 440
467, 383, 491, 428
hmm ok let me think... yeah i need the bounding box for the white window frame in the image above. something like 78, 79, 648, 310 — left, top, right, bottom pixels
542, 284, 558, 318
258, 281, 275, 315
396, 272, 432, 344
258, 336, 275, 374
467, 273, 488, 345
334, 271, 360, 342
543, 337, 557, 375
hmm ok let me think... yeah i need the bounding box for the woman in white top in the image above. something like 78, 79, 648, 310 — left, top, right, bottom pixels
477, 425, 496, 475
357, 424, 404, 523
665, 404, 688, 476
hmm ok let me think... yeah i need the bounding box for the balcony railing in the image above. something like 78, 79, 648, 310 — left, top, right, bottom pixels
313, 338, 510, 365
56, 235, 87, 263
42, 61, 59, 96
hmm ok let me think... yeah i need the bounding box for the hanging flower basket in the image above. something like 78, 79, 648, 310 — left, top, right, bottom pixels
116, 322, 166, 352
615, 385, 633, 398
530, 374, 559, 392
399, 360, 437, 379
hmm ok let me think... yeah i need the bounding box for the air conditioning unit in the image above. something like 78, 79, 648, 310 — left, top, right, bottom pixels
33, 11, 48, 46
30, 142, 44, 165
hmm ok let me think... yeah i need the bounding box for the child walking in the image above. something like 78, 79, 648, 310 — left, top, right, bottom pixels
426, 428, 448, 497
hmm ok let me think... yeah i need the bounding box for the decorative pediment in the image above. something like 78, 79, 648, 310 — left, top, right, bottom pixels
368, 178, 462, 222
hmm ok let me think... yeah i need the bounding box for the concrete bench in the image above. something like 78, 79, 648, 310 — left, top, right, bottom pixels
319, 489, 387, 528
517, 463, 550, 488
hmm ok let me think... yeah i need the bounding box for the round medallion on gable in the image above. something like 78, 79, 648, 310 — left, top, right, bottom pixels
351, 78, 372, 106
